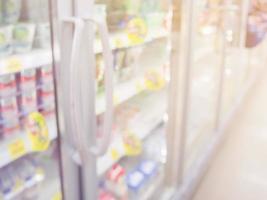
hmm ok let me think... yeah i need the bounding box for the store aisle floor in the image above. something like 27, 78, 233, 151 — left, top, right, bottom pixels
193, 74, 267, 200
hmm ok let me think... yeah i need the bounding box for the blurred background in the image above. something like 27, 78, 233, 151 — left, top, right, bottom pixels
0, 0, 266, 199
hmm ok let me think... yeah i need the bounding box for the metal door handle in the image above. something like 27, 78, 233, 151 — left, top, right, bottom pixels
62, 18, 85, 164
84, 17, 114, 156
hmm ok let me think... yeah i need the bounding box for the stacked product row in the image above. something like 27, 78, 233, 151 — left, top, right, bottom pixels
0, 65, 55, 139
99, 160, 162, 200
0, 156, 45, 200
0, 0, 50, 57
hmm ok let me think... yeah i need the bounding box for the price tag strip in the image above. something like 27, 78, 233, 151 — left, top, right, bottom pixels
26, 112, 50, 152
6, 58, 23, 73
1, 112, 55, 168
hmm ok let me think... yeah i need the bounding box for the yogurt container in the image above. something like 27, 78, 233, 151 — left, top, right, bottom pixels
0, 118, 20, 137
38, 83, 55, 118
126, 170, 146, 199
35, 23, 51, 48
0, 96, 18, 119
3, 0, 21, 24
0, 74, 17, 97
0, 25, 13, 57
18, 68, 37, 91
19, 90, 37, 114
13, 23, 35, 53
37, 65, 53, 84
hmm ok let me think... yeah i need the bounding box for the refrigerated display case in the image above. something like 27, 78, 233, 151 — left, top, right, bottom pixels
56, 0, 178, 199
173, 0, 267, 199
0, 0, 63, 200
1, 0, 265, 199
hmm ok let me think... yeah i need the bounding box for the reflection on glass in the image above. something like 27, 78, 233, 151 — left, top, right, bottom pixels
0, 0, 62, 200
184, 0, 223, 175
95, 0, 172, 199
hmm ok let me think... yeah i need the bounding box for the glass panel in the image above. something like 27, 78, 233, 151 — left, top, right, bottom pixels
221, 1, 247, 120
184, 0, 223, 175
0, 0, 63, 199
221, 0, 267, 121
94, 0, 172, 199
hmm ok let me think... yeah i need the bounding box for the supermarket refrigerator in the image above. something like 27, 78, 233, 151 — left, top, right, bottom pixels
56, 0, 180, 199
0, 0, 181, 199
0, 0, 64, 200
1, 0, 260, 199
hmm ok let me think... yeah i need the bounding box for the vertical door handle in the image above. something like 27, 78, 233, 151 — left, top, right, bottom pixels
61, 16, 113, 161
62, 18, 86, 164
85, 17, 114, 156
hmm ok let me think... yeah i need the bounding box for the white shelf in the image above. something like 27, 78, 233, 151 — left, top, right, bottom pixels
141, 168, 164, 200
97, 91, 167, 175
97, 115, 164, 176
2, 172, 45, 200
0, 28, 168, 77
94, 28, 168, 53
0, 119, 57, 168
0, 48, 55, 76
96, 76, 147, 114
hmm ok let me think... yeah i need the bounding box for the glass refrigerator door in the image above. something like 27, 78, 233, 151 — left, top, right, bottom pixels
220, 1, 248, 121
0, 0, 64, 200
221, 0, 267, 122
94, 0, 172, 199
183, 0, 224, 176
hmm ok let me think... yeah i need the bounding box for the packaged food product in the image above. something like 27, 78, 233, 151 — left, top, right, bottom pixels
19, 90, 37, 114
126, 170, 145, 199
0, 96, 18, 119
37, 65, 53, 84
0, 169, 15, 199
0, 117, 20, 137
98, 189, 116, 200
38, 83, 55, 118
35, 23, 51, 48
13, 23, 35, 53
137, 160, 158, 178
3, 0, 21, 24
18, 68, 37, 91
0, 25, 13, 57
105, 164, 128, 199
0, 74, 17, 97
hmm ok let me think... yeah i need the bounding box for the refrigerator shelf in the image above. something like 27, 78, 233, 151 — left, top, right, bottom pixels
2, 171, 45, 200
96, 76, 147, 115
97, 111, 165, 176
0, 28, 167, 78
0, 48, 58, 77
94, 28, 168, 54
0, 120, 57, 169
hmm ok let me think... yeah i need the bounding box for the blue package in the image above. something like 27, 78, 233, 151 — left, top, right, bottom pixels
138, 160, 158, 178
126, 170, 145, 193
0, 173, 14, 196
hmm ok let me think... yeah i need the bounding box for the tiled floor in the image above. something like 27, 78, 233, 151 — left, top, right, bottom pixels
193, 75, 267, 200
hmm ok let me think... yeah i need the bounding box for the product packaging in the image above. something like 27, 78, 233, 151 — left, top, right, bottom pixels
13, 23, 35, 53
3, 0, 21, 24
105, 164, 128, 199
18, 69, 37, 91
0, 74, 17, 97
0, 25, 13, 57
126, 169, 146, 199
